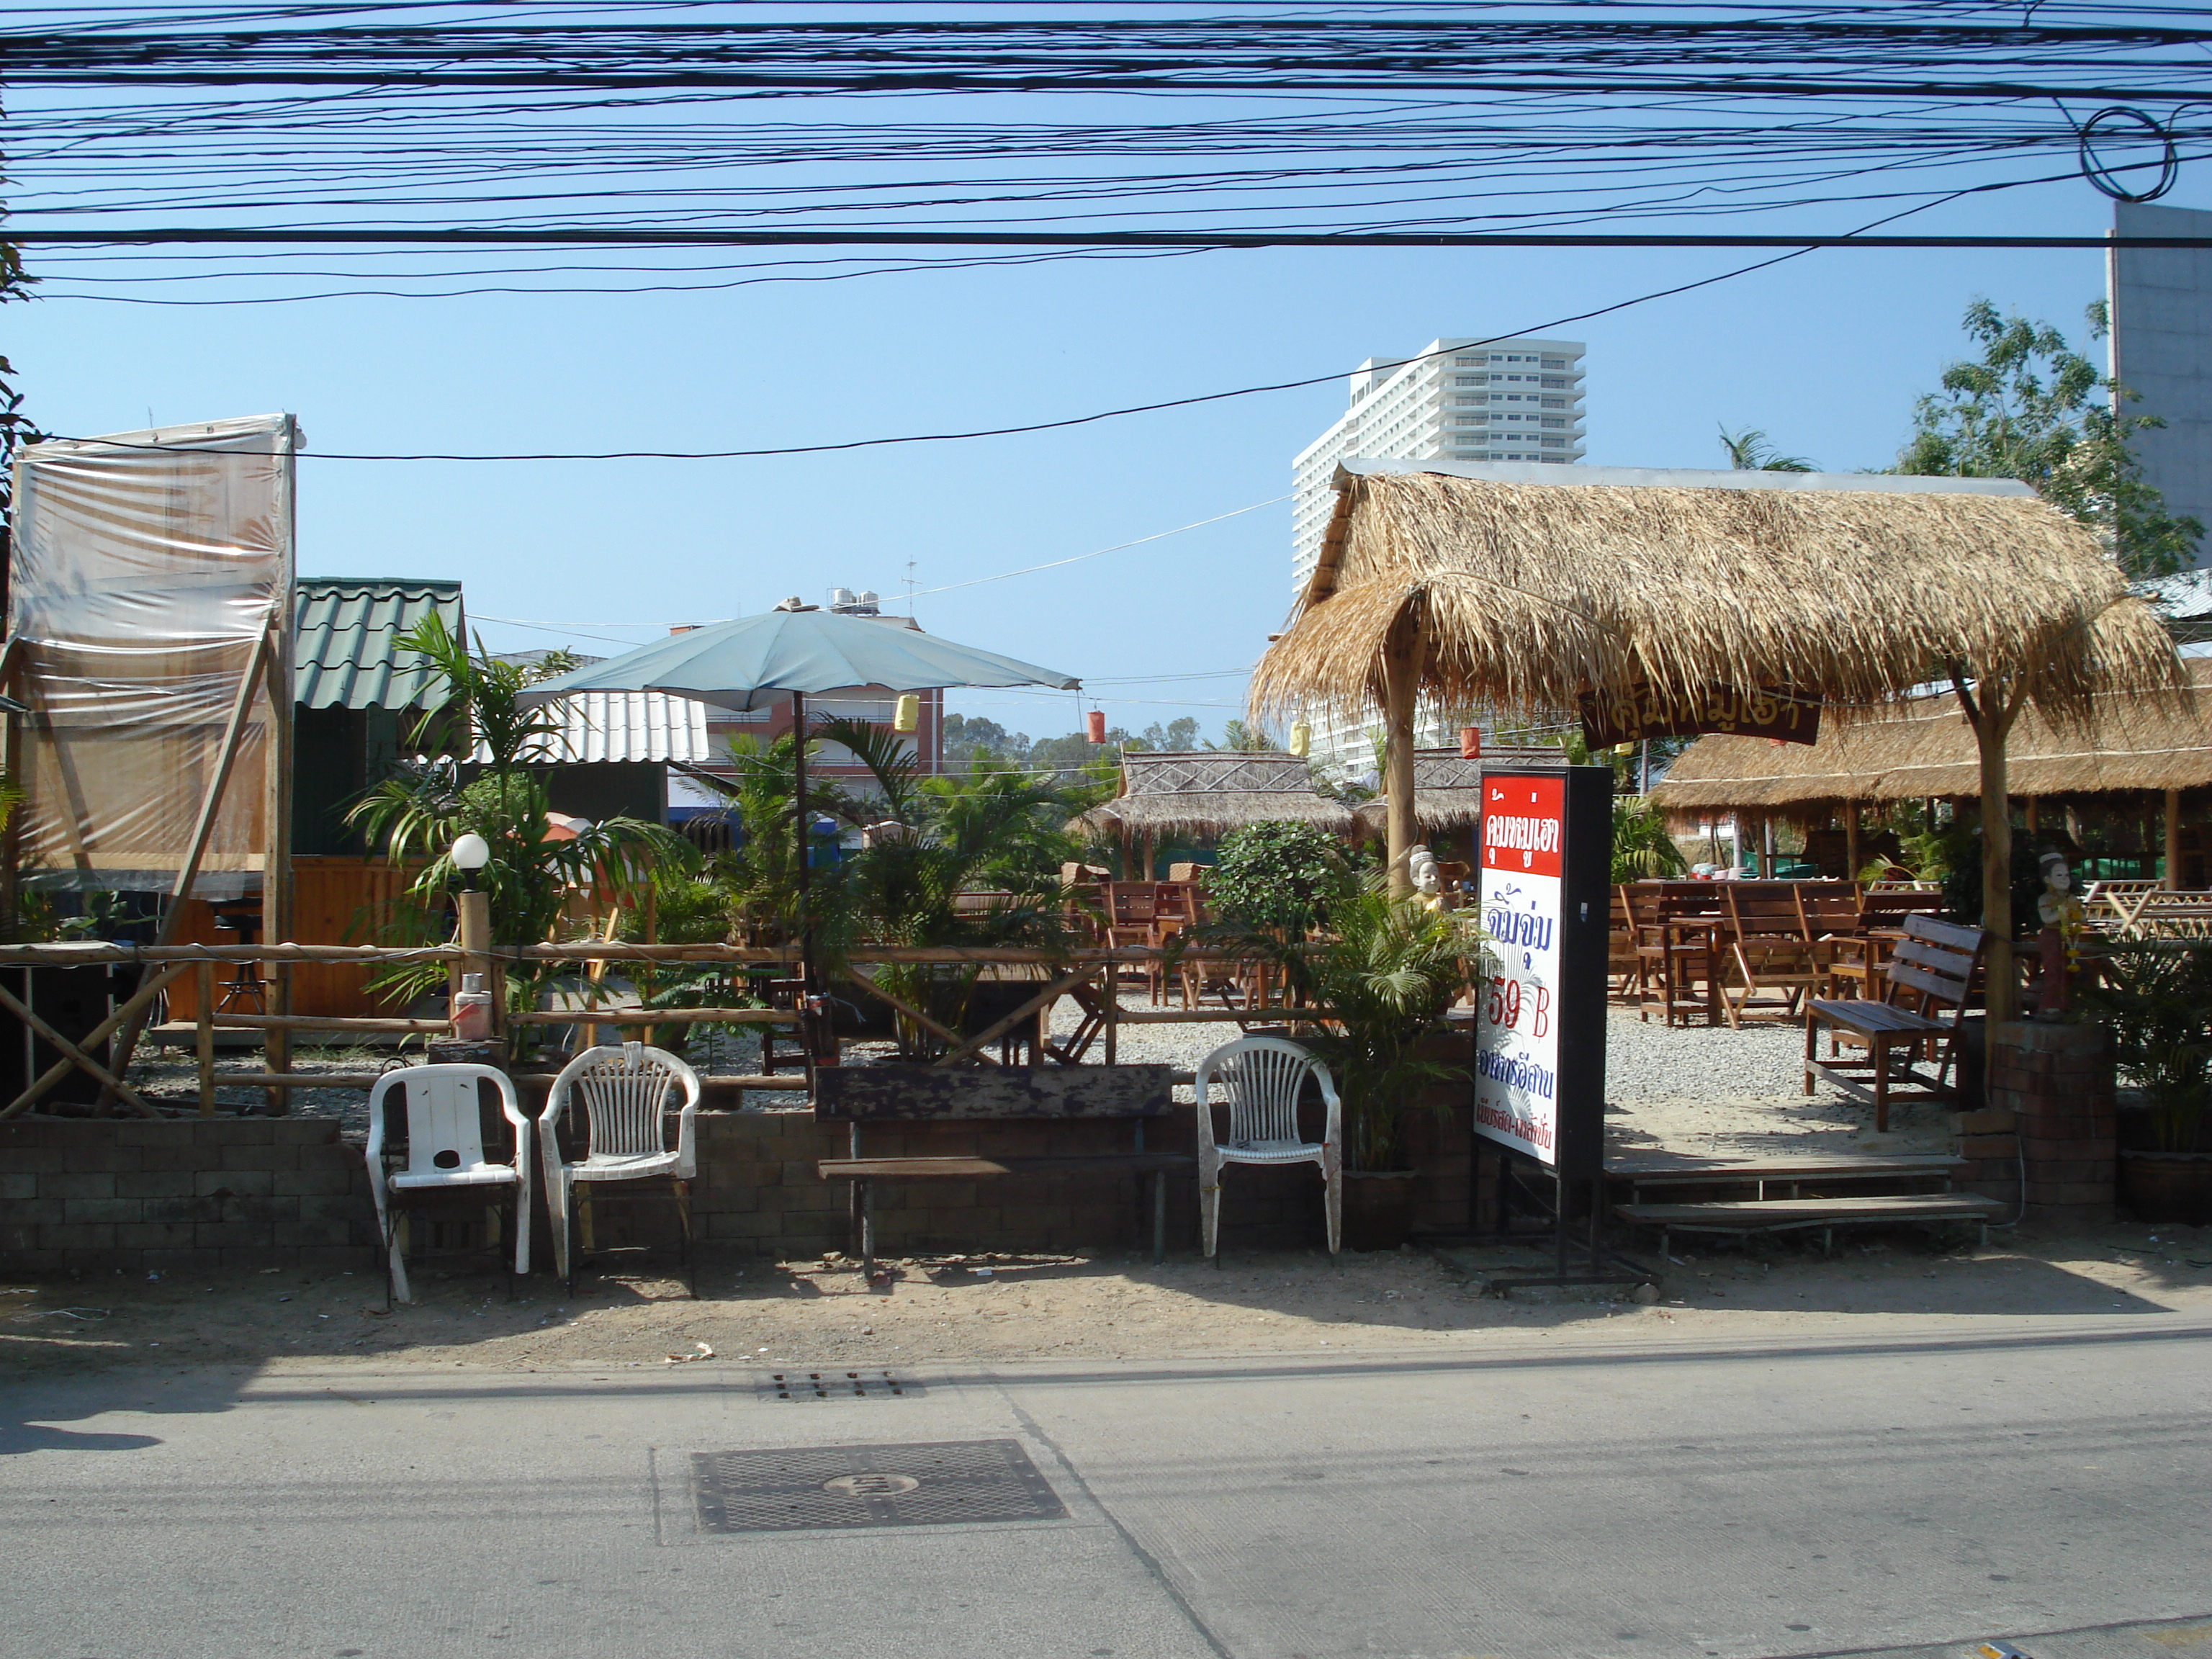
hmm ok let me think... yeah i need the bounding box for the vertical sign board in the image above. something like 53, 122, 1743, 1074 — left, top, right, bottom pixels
1474, 765, 1611, 1182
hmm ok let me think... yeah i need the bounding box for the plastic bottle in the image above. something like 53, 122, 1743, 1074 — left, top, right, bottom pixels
451, 972, 493, 1041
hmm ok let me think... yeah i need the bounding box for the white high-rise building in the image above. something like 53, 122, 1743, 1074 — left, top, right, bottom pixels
1289, 336, 1587, 777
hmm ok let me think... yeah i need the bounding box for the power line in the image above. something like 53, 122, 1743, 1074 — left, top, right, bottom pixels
27, 200, 1979, 462
907, 498, 1287, 597
11, 228, 2210, 249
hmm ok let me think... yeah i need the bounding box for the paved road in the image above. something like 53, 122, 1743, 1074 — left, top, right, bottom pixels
4, 1312, 2209, 1659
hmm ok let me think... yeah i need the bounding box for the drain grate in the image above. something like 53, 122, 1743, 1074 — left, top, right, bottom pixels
691, 1438, 1066, 1534
757, 1368, 925, 1401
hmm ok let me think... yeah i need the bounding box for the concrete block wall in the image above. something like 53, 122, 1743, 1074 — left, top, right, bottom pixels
0, 1118, 377, 1274
0, 1076, 1481, 1274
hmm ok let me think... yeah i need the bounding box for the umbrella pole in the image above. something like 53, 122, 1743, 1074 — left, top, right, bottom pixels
792, 689, 812, 994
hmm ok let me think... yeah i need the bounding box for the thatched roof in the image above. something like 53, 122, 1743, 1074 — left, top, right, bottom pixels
1071, 750, 1354, 839
1651, 655, 2212, 813
1352, 745, 1565, 831
1250, 462, 2181, 727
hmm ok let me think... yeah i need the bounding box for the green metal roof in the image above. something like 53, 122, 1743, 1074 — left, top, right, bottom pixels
294, 577, 464, 711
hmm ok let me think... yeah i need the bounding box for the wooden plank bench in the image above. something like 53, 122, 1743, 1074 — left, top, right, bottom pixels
1613, 1192, 2008, 1256
1606, 1153, 1963, 1202
1804, 914, 1987, 1130
815, 1065, 1192, 1274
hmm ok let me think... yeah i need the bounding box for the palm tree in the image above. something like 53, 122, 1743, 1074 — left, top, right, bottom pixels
1718, 426, 1816, 472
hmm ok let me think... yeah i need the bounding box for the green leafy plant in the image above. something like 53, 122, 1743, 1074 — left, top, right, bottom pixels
346, 616, 698, 1035
1202, 883, 1481, 1170
1209, 822, 1355, 937
680, 713, 1094, 1056
2077, 942, 2212, 1154
1894, 299, 2203, 577
1611, 795, 1687, 882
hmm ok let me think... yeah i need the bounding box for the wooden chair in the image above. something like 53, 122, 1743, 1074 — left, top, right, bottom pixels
1827, 888, 1948, 999
1627, 883, 1722, 1027
1609, 886, 1645, 999
756, 976, 807, 1075
1803, 915, 1987, 1131
1719, 882, 1830, 1028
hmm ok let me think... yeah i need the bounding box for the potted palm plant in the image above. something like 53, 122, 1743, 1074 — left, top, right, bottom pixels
2080, 941, 2212, 1224
1202, 860, 1482, 1250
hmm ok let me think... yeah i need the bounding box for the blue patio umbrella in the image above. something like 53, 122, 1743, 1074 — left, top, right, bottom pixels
518, 603, 1082, 1022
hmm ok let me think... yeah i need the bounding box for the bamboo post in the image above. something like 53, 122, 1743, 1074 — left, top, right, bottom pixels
1380, 615, 1425, 897
1844, 801, 1861, 882
456, 886, 494, 1044
196, 962, 215, 1116
2165, 788, 2183, 890
261, 613, 295, 1115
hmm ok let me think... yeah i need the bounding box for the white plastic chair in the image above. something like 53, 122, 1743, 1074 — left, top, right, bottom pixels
1194, 1036, 1341, 1261
364, 1064, 532, 1307
539, 1042, 701, 1295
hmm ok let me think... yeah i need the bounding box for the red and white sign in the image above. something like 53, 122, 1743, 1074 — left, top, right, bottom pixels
1476, 776, 1565, 1164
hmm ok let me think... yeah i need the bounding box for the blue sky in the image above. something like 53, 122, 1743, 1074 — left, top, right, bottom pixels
6, 163, 2190, 745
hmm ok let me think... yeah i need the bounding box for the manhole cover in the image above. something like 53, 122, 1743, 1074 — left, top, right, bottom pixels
691, 1439, 1066, 1534
757, 1368, 925, 1401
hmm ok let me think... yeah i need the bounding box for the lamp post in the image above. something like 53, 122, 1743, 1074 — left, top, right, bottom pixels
451, 833, 493, 1009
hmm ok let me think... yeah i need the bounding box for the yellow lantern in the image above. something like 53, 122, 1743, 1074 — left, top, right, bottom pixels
1288, 721, 1310, 758
892, 693, 920, 734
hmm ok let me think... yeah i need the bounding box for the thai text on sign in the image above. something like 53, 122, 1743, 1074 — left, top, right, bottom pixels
1579, 680, 1821, 749
1477, 774, 1565, 1166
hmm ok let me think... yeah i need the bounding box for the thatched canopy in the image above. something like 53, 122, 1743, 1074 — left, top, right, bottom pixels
1251, 463, 2180, 726
1352, 745, 1565, 832
1071, 750, 1354, 840
1652, 655, 2212, 814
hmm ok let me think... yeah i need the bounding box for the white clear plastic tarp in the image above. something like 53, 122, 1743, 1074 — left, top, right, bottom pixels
9, 415, 296, 894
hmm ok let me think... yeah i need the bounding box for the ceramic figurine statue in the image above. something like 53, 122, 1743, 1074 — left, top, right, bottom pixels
2033, 848, 2085, 1020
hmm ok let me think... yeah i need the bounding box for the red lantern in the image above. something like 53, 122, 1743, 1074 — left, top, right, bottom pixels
1086, 709, 1107, 744
1459, 726, 1483, 760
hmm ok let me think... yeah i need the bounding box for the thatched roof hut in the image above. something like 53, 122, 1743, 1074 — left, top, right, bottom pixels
1071, 750, 1354, 840
1352, 745, 1565, 834
1652, 655, 2212, 814
1251, 462, 2177, 726
1249, 459, 2184, 1016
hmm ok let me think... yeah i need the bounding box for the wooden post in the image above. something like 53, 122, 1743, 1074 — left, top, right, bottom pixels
261, 611, 295, 1114
2165, 788, 2183, 890
1964, 680, 2021, 1027
94, 619, 281, 1115
196, 961, 216, 1116
2024, 796, 2039, 836
1844, 801, 1861, 882
1380, 615, 1425, 897
457, 889, 493, 1045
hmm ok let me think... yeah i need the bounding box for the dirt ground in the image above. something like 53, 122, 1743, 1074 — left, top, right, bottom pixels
5, 1220, 2209, 1379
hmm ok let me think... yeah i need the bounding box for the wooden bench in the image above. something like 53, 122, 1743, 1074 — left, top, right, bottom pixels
1606, 1152, 1964, 1202
815, 1065, 1192, 1274
1614, 1192, 2008, 1255
1804, 914, 1987, 1131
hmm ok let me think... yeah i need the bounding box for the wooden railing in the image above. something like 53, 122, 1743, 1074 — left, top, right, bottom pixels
0, 941, 1338, 1119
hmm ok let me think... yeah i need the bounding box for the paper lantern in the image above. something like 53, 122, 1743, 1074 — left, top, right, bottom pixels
892, 693, 920, 734
1287, 721, 1310, 758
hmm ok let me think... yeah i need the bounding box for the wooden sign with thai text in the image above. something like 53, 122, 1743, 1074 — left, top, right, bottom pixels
1578, 681, 1821, 749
